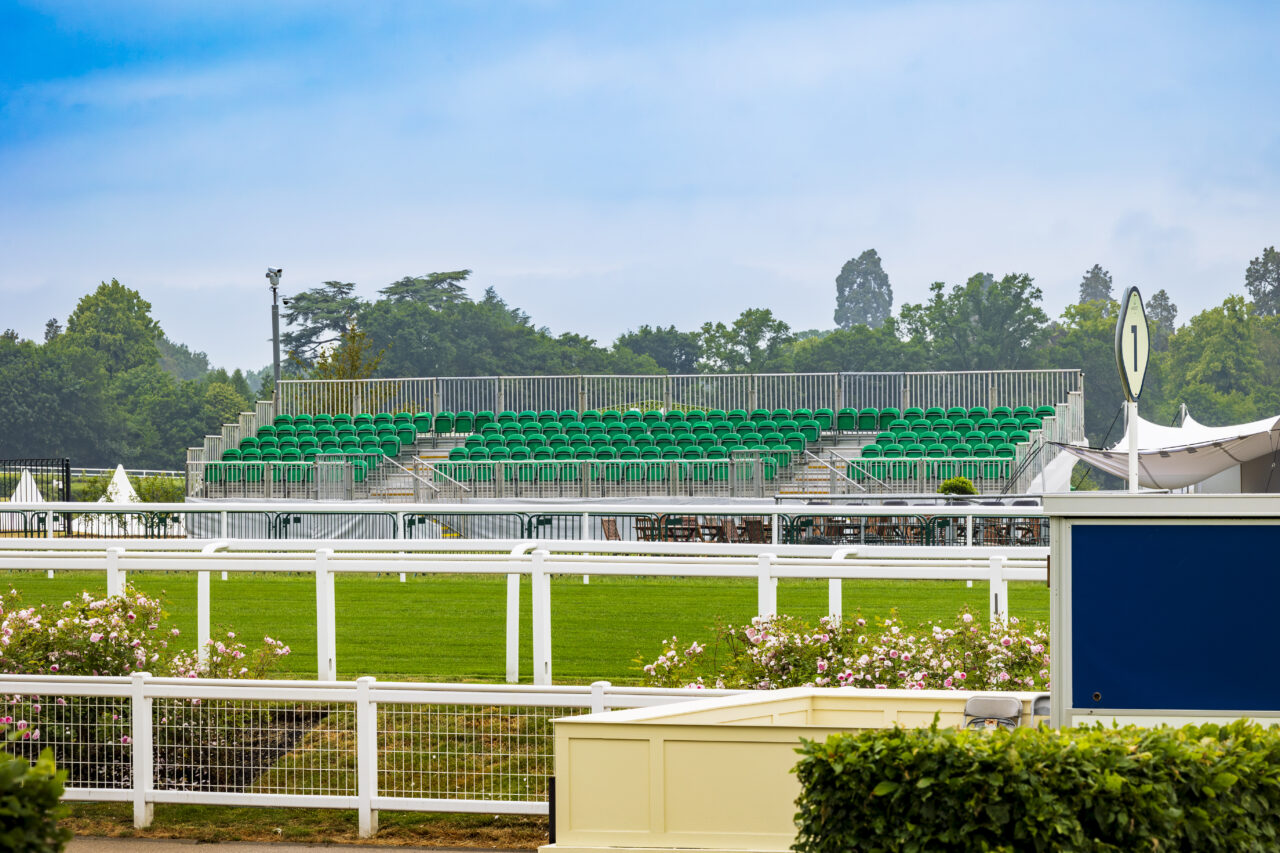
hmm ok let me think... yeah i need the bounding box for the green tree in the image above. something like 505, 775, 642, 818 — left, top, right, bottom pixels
1077, 264, 1114, 305
156, 335, 211, 381
697, 308, 793, 372
1245, 246, 1280, 316
43, 318, 62, 342
64, 279, 161, 378
1159, 295, 1266, 425
281, 281, 361, 363
1146, 288, 1178, 351
1037, 299, 1124, 445
834, 249, 893, 329
899, 273, 1049, 370
614, 325, 701, 373
305, 322, 386, 381
784, 320, 923, 373
378, 271, 472, 306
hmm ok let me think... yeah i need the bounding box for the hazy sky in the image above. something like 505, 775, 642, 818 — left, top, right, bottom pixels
3, 1, 1278, 371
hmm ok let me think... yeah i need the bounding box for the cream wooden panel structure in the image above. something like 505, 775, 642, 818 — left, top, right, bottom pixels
546, 687, 1045, 853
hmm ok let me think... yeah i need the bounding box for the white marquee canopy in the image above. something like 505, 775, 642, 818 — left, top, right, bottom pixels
1056, 411, 1280, 490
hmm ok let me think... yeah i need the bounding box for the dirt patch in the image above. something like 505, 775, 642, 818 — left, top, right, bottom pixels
64, 803, 547, 848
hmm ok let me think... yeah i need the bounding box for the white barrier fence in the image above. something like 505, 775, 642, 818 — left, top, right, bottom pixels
0, 673, 736, 835
0, 499, 1049, 546
0, 532, 1048, 686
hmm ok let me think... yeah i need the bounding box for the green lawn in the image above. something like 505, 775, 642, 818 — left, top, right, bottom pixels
0, 571, 1048, 684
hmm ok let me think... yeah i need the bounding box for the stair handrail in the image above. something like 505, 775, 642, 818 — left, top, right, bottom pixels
409, 456, 472, 493
815, 449, 896, 491
376, 454, 446, 494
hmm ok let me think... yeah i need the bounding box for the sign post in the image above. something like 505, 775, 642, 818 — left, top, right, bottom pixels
1115, 287, 1150, 492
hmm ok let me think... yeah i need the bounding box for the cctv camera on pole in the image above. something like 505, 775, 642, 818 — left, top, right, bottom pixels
267, 268, 284, 391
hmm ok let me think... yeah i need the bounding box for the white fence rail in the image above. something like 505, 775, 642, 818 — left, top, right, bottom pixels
0, 673, 734, 835
0, 530, 1048, 685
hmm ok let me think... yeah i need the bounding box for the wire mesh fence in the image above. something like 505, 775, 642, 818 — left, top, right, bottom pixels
3, 691, 132, 790
152, 698, 355, 796
377, 703, 588, 802
0, 675, 730, 833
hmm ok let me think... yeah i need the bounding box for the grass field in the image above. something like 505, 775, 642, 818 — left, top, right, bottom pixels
0, 570, 1049, 684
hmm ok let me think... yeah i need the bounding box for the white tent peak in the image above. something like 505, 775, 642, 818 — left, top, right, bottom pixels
12, 469, 43, 503
100, 465, 140, 504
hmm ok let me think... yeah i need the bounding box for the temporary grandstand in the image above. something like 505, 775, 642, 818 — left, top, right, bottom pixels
185, 370, 1085, 501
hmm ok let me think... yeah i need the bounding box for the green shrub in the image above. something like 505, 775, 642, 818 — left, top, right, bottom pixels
937, 475, 977, 496
0, 740, 72, 853
794, 720, 1280, 853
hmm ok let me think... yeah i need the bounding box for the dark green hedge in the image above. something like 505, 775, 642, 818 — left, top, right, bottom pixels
0, 746, 72, 853
794, 720, 1280, 853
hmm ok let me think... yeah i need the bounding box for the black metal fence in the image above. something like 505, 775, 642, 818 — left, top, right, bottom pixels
0, 458, 71, 536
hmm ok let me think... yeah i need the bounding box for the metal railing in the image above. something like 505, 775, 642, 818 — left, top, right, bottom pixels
0, 673, 736, 835
276, 370, 1084, 417
0, 500, 1049, 545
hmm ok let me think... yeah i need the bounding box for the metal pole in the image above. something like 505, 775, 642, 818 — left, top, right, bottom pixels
1128, 400, 1139, 492
267, 268, 283, 392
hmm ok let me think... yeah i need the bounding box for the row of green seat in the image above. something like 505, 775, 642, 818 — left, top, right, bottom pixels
875, 416, 1041, 436
849, 456, 1013, 482
205, 453, 379, 485
472, 418, 821, 439
872, 429, 1032, 448
431, 407, 838, 434
447, 444, 794, 464
225, 437, 402, 459
435, 458, 778, 485
463, 431, 807, 452
271, 412, 415, 428
861, 442, 1018, 460
836, 405, 1055, 432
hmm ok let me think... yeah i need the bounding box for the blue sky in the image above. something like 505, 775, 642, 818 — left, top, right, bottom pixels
2, 1, 1278, 371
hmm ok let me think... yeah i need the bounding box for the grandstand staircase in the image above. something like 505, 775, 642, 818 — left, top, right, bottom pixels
365, 437, 460, 501
776, 435, 869, 495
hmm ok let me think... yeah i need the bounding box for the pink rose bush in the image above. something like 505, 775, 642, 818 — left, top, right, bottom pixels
0, 586, 290, 679
641, 609, 1050, 692
0, 585, 295, 791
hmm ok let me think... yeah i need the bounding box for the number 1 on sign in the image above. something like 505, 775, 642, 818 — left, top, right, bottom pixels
1131, 325, 1138, 371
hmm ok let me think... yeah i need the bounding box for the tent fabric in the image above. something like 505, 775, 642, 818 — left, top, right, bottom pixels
0, 469, 44, 532
1027, 449, 1077, 494
13, 469, 43, 503
1054, 411, 1280, 490
102, 464, 140, 504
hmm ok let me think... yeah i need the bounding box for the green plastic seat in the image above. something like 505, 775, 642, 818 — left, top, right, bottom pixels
836, 408, 858, 430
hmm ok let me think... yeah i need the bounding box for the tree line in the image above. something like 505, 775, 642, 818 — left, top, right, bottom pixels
2, 247, 1279, 468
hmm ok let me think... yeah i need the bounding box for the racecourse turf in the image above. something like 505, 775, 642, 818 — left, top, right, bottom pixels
0, 571, 1048, 684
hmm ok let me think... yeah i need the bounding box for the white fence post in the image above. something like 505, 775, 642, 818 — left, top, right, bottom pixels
756, 553, 776, 618
131, 672, 153, 828
531, 549, 552, 685
197, 570, 210, 665
988, 555, 1008, 624
106, 546, 124, 597
590, 680, 609, 714
506, 573, 521, 684
827, 579, 842, 622
315, 549, 337, 681
356, 676, 378, 837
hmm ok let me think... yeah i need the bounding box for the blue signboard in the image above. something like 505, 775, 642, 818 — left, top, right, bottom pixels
1072, 523, 1280, 712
